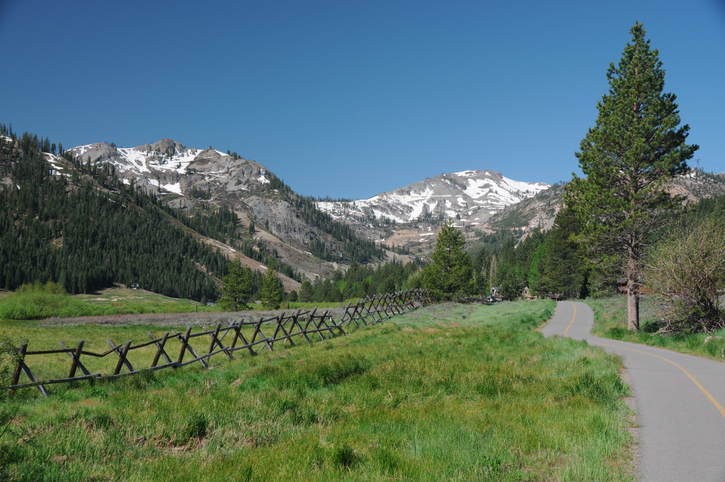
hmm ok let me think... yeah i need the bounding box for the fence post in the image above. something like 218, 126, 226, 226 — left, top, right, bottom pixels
176, 327, 192, 368
275, 313, 296, 348
291, 309, 313, 343
10, 341, 49, 396
68, 340, 85, 378
151, 332, 172, 367
251, 317, 274, 352
206, 323, 233, 361
230, 319, 256, 356
10, 341, 27, 396
112, 340, 134, 376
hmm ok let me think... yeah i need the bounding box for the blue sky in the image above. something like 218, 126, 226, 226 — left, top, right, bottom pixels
1, 0, 724, 199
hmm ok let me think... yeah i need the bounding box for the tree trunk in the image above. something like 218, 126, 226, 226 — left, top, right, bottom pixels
627, 275, 640, 331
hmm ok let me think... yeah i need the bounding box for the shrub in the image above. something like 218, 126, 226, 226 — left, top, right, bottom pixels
646, 216, 725, 333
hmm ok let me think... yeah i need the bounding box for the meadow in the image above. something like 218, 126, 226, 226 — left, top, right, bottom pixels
0, 284, 355, 322
0, 285, 209, 320
0, 299, 635, 481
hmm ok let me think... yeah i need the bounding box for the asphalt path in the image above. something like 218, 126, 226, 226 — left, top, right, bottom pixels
541, 301, 725, 481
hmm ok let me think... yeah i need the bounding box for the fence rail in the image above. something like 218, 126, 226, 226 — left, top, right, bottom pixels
4, 289, 433, 396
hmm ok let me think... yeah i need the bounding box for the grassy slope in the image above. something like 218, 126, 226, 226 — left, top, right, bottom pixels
587, 295, 725, 361
1, 300, 634, 481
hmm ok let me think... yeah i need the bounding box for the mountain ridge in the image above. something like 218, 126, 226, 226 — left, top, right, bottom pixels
66, 137, 725, 259
317, 169, 550, 226
66, 139, 388, 280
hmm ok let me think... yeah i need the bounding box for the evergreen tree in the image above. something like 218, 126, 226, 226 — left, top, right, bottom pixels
421, 219, 474, 297
528, 243, 547, 294
218, 260, 253, 311
499, 264, 524, 301
472, 247, 491, 295
537, 207, 587, 299
565, 22, 698, 330
260, 259, 284, 309
298, 279, 313, 302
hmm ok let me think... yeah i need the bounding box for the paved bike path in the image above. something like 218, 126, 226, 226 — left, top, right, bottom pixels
541, 301, 725, 481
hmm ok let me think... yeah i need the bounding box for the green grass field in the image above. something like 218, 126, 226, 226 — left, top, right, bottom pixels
0, 286, 214, 321
588, 295, 725, 361
1, 300, 635, 481
0, 285, 358, 322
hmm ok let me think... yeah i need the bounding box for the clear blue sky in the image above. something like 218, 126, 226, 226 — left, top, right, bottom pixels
1, 0, 724, 199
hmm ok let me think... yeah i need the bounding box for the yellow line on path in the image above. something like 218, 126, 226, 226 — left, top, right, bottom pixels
564, 303, 576, 338
565, 302, 725, 421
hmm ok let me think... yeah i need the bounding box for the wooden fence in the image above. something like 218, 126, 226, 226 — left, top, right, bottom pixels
4, 289, 433, 397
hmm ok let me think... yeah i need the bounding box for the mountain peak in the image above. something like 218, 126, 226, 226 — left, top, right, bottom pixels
317, 169, 550, 227
137, 138, 187, 155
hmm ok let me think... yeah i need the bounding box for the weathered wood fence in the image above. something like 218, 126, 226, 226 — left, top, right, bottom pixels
4, 289, 433, 397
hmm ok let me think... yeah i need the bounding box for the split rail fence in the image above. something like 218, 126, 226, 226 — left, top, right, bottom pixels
4, 289, 433, 397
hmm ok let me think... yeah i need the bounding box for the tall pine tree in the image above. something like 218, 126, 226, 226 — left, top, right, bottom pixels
537, 207, 587, 299
260, 258, 284, 309
218, 260, 253, 311
421, 219, 474, 297
565, 22, 698, 330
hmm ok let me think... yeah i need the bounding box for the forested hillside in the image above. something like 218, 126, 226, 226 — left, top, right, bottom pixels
463, 190, 725, 302
258, 170, 385, 263
0, 127, 229, 300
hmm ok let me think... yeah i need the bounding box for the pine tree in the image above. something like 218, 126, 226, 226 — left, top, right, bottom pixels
565, 22, 698, 330
260, 259, 284, 309
218, 260, 253, 311
537, 207, 586, 299
473, 247, 491, 295
499, 264, 524, 301
489, 255, 497, 292
528, 243, 547, 294
421, 219, 474, 297
299, 279, 313, 302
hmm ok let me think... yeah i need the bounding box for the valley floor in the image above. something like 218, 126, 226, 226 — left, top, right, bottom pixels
1, 300, 634, 481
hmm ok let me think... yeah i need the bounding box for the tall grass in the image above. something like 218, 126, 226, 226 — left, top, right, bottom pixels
2, 300, 634, 480
588, 295, 725, 360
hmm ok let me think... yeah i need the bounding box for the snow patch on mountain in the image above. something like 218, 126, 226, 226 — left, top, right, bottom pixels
67, 139, 272, 196
317, 170, 550, 226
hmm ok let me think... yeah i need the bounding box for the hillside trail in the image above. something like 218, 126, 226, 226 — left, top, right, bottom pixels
541, 301, 725, 482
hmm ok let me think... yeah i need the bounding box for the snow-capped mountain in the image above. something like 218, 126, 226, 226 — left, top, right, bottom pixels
66, 139, 354, 281
317, 170, 550, 227
68, 139, 272, 199
63, 139, 553, 262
